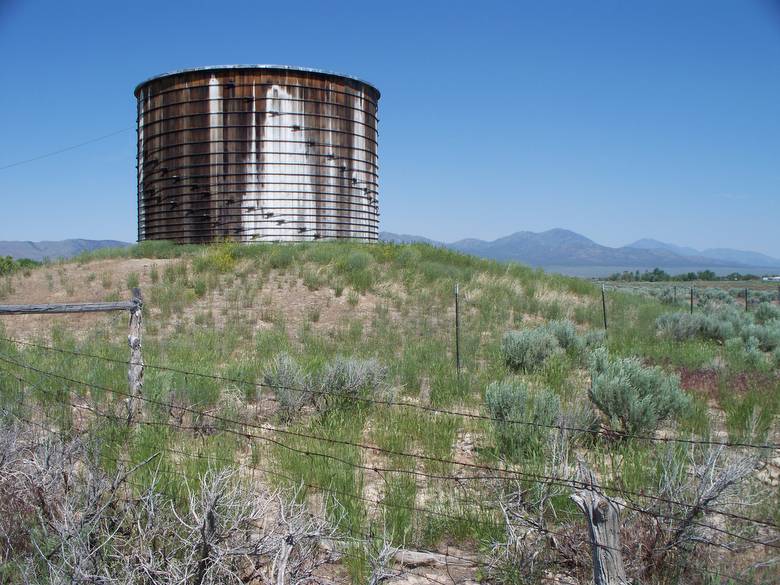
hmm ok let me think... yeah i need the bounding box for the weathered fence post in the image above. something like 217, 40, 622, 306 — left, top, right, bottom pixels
127, 288, 144, 424
744, 287, 749, 312
690, 286, 694, 314
571, 460, 628, 585
601, 284, 608, 331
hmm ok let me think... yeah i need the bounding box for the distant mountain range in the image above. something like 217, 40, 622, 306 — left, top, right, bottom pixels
1, 233, 778, 277
0, 239, 131, 261
625, 238, 780, 268
380, 229, 780, 277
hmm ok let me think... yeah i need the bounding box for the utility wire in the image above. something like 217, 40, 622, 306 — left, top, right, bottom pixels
0, 127, 133, 171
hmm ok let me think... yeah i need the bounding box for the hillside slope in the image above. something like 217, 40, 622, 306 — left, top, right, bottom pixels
0, 241, 776, 583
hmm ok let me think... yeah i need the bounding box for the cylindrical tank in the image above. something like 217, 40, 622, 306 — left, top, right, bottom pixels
134, 65, 380, 243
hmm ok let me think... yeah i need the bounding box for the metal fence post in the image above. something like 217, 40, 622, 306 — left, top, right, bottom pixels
454, 283, 461, 379
601, 284, 608, 331
690, 287, 694, 314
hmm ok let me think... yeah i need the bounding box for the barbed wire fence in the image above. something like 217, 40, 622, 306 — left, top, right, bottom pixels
0, 288, 778, 584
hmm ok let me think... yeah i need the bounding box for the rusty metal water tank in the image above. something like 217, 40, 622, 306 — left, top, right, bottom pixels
134, 65, 380, 243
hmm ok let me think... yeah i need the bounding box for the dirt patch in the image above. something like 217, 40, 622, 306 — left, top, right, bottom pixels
679, 367, 722, 399
678, 367, 778, 400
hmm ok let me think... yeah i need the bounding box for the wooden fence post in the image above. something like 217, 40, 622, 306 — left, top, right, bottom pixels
127, 288, 144, 424
571, 460, 628, 585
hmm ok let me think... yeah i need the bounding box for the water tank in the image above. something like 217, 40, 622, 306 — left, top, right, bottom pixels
134, 65, 380, 243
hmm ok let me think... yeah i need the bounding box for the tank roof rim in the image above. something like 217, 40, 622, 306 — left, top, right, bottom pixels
134, 65, 380, 98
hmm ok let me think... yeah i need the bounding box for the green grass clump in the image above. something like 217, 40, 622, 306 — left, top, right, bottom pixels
269, 245, 296, 269
588, 347, 691, 434
337, 250, 375, 292
126, 271, 140, 290
484, 379, 560, 460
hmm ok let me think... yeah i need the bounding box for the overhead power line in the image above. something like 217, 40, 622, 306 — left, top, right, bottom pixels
0, 127, 134, 171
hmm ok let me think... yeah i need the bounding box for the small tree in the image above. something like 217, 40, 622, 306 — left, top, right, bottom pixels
588, 348, 690, 435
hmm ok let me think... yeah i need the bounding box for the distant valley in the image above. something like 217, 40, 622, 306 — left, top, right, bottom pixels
380, 229, 780, 277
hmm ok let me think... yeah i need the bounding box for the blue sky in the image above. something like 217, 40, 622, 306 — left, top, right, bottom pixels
1, 0, 779, 255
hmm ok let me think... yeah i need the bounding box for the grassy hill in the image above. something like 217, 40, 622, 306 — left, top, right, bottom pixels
0, 241, 777, 583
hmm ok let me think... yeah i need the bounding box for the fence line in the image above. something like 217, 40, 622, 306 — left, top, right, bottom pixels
0, 388, 740, 560
3, 353, 778, 547
1, 393, 625, 562
3, 335, 777, 452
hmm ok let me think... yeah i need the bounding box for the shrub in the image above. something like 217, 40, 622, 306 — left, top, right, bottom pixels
743, 336, 765, 369
263, 353, 311, 421
484, 379, 560, 460
501, 329, 561, 372
740, 322, 780, 351
588, 348, 690, 434
582, 329, 606, 348
773, 347, 780, 368
543, 319, 581, 351
656, 312, 738, 343
316, 357, 390, 412
754, 302, 780, 325
727, 336, 768, 371
193, 243, 238, 273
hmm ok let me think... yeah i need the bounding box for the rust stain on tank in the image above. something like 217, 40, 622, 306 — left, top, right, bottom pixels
134, 65, 380, 244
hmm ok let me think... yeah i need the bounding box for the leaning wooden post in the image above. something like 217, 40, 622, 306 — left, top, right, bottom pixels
571, 460, 628, 585
127, 288, 144, 425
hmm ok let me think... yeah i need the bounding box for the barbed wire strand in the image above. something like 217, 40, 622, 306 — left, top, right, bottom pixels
2, 335, 777, 451
2, 354, 778, 551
